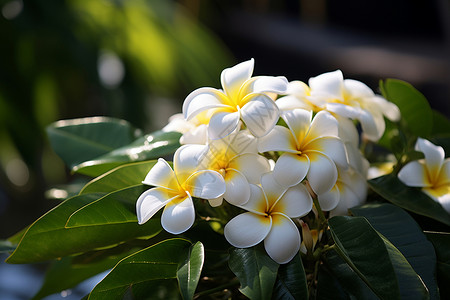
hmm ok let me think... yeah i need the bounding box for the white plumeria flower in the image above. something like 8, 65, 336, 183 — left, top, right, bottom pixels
398, 138, 450, 212
182, 59, 288, 140
136, 145, 226, 234
275, 80, 317, 113
308, 70, 400, 142
224, 172, 313, 264
191, 130, 271, 207
258, 109, 348, 195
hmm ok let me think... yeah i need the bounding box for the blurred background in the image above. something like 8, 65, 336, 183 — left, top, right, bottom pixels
0, 0, 448, 298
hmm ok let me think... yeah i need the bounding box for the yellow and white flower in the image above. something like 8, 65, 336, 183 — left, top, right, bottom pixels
275, 80, 317, 113
258, 109, 348, 195
307, 70, 400, 142
224, 172, 313, 264
182, 59, 287, 140
136, 145, 226, 234
398, 138, 450, 212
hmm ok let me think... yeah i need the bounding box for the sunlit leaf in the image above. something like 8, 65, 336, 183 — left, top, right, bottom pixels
73, 131, 181, 177
177, 242, 204, 300
425, 232, 450, 299
46, 117, 140, 168
380, 79, 432, 137
352, 203, 437, 299
80, 160, 157, 195
6, 193, 160, 264
272, 253, 308, 300
88, 238, 193, 299
368, 174, 450, 226
328, 216, 400, 300
228, 246, 279, 300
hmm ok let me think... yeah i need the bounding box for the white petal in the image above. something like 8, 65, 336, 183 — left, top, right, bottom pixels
142, 158, 179, 191
260, 172, 289, 207
161, 195, 195, 234
274, 183, 313, 217
208, 196, 223, 207
228, 153, 270, 184
241, 75, 288, 96
264, 214, 301, 264
398, 161, 432, 187
286, 80, 310, 96
330, 183, 361, 217
136, 187, 177, 224
326, 102, 360, 119
437, 191, 450, 214
437, 160, 450, 186
219, 130, 258, 156
359, 109, 384, 142
257, 125, 297, 153
208, 111, 240, 140
304, 137, 348, 169
184, 170, 226, 200
343, 79, 374, 98
180, 124, 208, 145
317, 185, 340, 211
307, 111, 339, 140
241, 94, 280, 137
416, 138, 445, 181
281, 109, 312, 147
309, 70, 344, 98
240, 184, 268, 214
276, 96, 312, 112
273, 153, 309, 187
336, 114, 359, 147
182, 87, 229, 120
224, 212, 271, 248
221, 59, 254, 101
423, 185, 450, 213
223, 169, 251, 206
174, 144, 208, 183
306, 151, 338, 195
372, 95, 400, 121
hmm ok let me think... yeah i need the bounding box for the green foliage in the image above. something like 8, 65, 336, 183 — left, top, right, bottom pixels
272, 253, 308, 299
228, 247, 280, 300
177, 242, 205, 300
425, 232, 450, 298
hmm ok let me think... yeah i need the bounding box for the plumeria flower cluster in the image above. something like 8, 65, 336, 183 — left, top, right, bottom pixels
137, 59, 400, 264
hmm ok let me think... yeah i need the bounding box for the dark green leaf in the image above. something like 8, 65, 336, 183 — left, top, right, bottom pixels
316, 260, 351, 300
80, 160, 157, 195
431, 110, 450, 136
73, 131, 181, 177
88, 238, 192, 300
380, 79, 432, 137
272, 253, 308, 300
425, 232, 450, 299
46, 117, 139, 168
32, 245, 138, 300
177, 242, 205, 300
352, 203, 437, 299
66, 185, 149, 227
228, 246, 279, 300
6, 193, 160, 264
329, 216, 400, 300
368, 174, 450, 226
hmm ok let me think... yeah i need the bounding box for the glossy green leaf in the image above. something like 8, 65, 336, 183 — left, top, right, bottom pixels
352, 203, 437, 299
6, 193, 160, 264
380, 79, 432, 137
425, 232, 450, 299
322, 249, 377, 300
73, 131, 181, 177
88, 238, 192, 300
272, 253, 308, 300
368, 174, 450, 226
228, 246, 279, 300
80, 160, 157, 195
32, 245, 138, 300
46, 117, 140, 168
328, 216, 400, 300
177, 242, 205, 300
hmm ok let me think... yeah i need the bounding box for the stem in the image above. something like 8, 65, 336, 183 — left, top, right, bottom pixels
312, 196, 327, 228
194, 277, 240, 299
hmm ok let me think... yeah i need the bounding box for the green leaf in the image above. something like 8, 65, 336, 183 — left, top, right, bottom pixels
80, 160, 157, 195
228, 246, 279, 300
272, 253, 308, 300
177, 242, 205, 300
328, 216, 400, 300
368, 174, 450, 226
425, 232, 450, 299
6, 193, 160, 264
380, 79, 433, 137
431, 110, 450, 136
352, 203, 437, 299
46, 117, 139, 168
88, 238, 192, 300
316, 262, 351, 300
66, 185, 149, 227
32, 245, 138, 300
73, 131, 181, 177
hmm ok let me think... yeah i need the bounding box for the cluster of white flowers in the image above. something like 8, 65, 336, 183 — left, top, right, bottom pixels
137, 59, 401, 264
